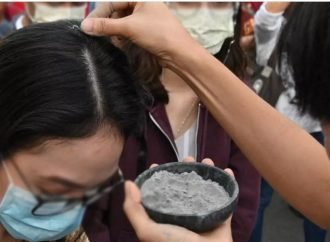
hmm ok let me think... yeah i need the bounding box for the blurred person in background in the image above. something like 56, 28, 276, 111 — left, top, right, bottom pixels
4, 2, 24, 21
0, 3, 13, 39
249, 2, 327, 242
239, 2, 261, 50
12, 2, 88, 30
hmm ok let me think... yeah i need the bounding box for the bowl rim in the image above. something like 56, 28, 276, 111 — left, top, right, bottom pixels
135, 162, 239, 218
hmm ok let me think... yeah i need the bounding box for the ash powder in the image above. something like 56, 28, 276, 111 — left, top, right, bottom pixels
141, 171, 230, 215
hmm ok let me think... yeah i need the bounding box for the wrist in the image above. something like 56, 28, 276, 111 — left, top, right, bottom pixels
164, 40, 207, 75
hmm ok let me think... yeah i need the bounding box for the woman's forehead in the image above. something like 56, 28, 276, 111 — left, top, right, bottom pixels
11, 128, 124, 183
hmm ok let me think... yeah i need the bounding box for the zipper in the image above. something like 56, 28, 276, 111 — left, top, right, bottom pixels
149, 113, 180, 161
195, 103, 201, 161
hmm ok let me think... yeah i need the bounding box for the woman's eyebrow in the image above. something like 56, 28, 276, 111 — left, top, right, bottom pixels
41, 174, 112, 191
39, 168, 119, 195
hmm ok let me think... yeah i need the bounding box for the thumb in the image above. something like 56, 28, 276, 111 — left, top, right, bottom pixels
123, 181, 155, 236
221, 214, 233, 240
223, 213, 233, 226
217, 214, 234, 241
224, 168, 235, 178
81, 17, 130, 37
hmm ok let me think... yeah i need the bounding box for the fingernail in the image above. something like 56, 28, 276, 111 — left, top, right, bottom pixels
81, 19, 93, 33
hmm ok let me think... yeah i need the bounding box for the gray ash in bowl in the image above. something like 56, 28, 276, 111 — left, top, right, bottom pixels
141, 170, 230, 216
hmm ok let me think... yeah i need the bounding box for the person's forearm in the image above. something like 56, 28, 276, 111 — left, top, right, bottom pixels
168, 44, 330, 229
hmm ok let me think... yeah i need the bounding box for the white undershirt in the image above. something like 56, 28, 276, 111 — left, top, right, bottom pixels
175, 119, 198, 162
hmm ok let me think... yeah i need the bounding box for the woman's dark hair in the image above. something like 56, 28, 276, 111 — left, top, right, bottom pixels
124, 3, 247, 104
0, 20, 146, 158
278, 3, 330, 121
214, 4, 247, 79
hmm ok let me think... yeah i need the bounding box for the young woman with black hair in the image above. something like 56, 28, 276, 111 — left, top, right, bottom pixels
0, 20, 146, 242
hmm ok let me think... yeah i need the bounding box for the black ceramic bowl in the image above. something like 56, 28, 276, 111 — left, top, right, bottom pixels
135, 162, 239, 233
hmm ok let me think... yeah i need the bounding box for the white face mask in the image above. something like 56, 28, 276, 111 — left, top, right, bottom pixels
172, 7, 234, 55
27, 3, 87, 23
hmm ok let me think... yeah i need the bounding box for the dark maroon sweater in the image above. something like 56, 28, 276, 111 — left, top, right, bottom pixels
84, 103, 260, 242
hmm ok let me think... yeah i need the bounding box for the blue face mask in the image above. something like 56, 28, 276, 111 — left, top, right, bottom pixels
0, 162, 86, 242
